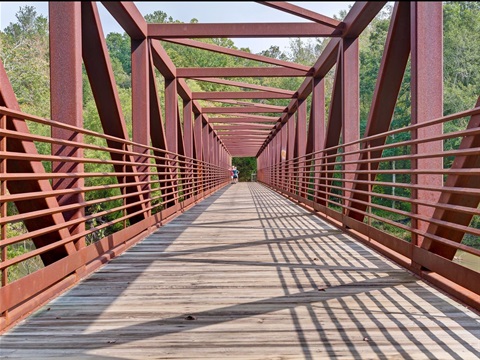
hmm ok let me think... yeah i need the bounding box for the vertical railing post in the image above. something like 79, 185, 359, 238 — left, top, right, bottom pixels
367, 142, 372, 235
0, 114, 7, 289
165, 77, 179, 208
183, 99, 193, 199
312, 77, 325, 205
296, 100, 307, 199
342, 37, 360, 214
410, 2, 443, 259
50, 2, 84, 250
122, 143, 127, 230
287, 114, 295, 194
132, 37, 150, 218
202, 121, 209, 195
281, 125, 287, 191
194, 113, 203, 198
49, 1, 86, 250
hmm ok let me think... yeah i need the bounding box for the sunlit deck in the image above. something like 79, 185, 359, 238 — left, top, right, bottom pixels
1, 183, 478, 359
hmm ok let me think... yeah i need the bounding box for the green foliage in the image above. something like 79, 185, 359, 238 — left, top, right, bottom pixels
106, 32, 132, 76
232, 157, 257, 182
443, 1, 480, 115
0, 5, 50, 117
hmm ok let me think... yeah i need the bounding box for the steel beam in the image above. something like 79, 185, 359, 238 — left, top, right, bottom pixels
101, 1, 147, 39
257, 2, 341, 27
346, 2, 411, 221
184, 100, 194, 159
309, 78, 325, 203
287, 113, 295, 193
81, 2, 147, 223
190, 77, 295, 95
160, 38, 309, 71
0, 58, 74, 266
151, 40, 176, 80
50, 2, 85, 249
342, 38, 359, 202
258, 1, 386, 155
212, 124, 274, 130
410, 2, 443, 247
422, 97, 480, 260
206, 100, 287, 111
177, 67, 308, 78
203, 107, 285, 114
148, 55, 175, 208
148, 22, 342, 38
132, 37, 150, 217
209, 117, 278, 123
192, 92, 292, 100
295, 100, 307, 197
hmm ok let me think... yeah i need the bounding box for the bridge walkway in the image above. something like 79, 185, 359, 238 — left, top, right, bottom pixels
1, 183, 478, 359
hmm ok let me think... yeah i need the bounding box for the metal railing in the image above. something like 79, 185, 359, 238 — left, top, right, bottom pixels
258, 105, 480, 310
0, 106, 230, 330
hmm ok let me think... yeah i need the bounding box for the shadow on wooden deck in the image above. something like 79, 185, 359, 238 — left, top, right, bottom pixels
1, 183, 478, 359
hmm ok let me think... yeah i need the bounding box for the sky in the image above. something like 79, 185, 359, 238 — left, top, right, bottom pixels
0, 1, 354, 53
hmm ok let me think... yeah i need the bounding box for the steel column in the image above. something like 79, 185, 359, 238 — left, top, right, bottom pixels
346, 2, 411, 221
50, 2, 84, 249
342, 37, 359, 203
295, 100, 307, 198
132, 37, 150, 217
165, 78, 179, 207
309, 77, 325, 204
410, 2, 443, 247
81, 2, 147, 223
0, 54, 74, 267
287, 113, 295, 193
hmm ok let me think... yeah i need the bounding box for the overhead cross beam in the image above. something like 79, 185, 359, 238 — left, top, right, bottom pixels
256, 1, 342, 27
159, 38, 310, 71
177, 67, 308, 78
192, 92, 292, 100
190, 78, 295, 95
148, 22, 343, 38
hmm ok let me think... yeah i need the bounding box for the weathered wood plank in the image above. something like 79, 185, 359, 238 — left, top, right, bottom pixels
1, 183, 479, 359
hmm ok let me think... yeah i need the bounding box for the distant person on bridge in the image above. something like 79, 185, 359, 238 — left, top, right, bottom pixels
232, 166, 239, 184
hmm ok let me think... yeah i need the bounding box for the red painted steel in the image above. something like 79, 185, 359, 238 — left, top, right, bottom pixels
211, 114, 280, 121
193, 92, 292, 100
206, 100, 286, 111
342, 38, 359, 203
203, 107, 285, 114
191, 77, 295, 96
1, 0, 478, 333
422, 97, 480, 260
50, 2, 85, 249
257, 1, 342, 27
132, 37, 151, 217
82, 2, 148, 223
101, 1, 147, 39
160, 38, 310, 71
410, 2, 444, 247
177, 67, 308, 78
148, 22, 342, 38
0, 60, 75, 267
346, 2, 411, 221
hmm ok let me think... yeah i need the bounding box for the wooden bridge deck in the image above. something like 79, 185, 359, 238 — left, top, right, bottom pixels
1, 183, 479, 359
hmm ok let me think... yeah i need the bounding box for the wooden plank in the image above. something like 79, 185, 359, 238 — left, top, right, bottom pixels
1, 183, 478, 359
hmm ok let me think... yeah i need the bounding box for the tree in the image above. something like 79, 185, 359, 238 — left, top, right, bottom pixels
443, 1, 480, 115
106, 32, 131, 76
232, 157, 257, 182
0, 5, 49, 117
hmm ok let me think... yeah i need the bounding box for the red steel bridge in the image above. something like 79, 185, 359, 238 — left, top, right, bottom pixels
0, 2, 479, 358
